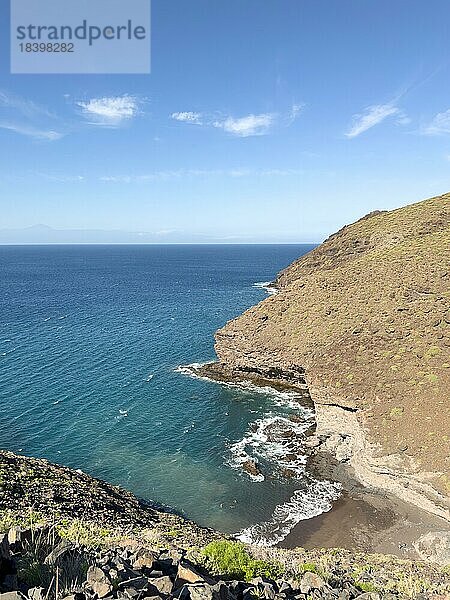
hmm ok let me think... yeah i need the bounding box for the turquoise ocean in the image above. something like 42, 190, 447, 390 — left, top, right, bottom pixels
0, 244, 340, 545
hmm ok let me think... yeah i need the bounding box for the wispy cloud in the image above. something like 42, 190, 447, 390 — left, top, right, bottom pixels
0, 122, 64, 141
396, 114, 411, 126
36, 172, 85, 182
171, 111, 202, 124
77, 95, 142, 127
422, 109, 450, 135
170, 104, 302, 137
99, 168, 303, 183
0, 90, 63, 141
0, 90, 55, 120
287, 103, 304, 124
213, 113, 275, 137
345, 103, 400, 138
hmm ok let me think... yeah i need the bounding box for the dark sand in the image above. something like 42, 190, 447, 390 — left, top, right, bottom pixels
279, 481, 450, 560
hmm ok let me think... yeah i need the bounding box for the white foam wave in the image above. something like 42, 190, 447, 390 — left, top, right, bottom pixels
177, 363, 309, 406
115, 408, 129, 420
177, 360, 339, 546
227, 411, 313, 481
1, 348, 15, 357
236, 479, 341, 546
175, 361, 215, 382
253, 281, 278, 295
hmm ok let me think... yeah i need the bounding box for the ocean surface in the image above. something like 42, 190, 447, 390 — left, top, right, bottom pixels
0, 244, 340, 545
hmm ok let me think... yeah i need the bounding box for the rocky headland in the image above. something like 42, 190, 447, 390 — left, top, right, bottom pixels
193, 192, 450, 555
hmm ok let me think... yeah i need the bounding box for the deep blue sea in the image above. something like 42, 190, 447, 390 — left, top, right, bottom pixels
0, 245, 339, 545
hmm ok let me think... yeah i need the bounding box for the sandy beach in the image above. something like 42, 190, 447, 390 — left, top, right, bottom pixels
280, 477, 450, 560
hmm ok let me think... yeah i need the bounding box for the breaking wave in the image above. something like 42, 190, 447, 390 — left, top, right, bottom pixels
237, 478, 342, 546
177, 362, 341, 546
253, 281, 278, 295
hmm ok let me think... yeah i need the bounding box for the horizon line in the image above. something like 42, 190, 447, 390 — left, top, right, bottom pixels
0, 241, 320, 246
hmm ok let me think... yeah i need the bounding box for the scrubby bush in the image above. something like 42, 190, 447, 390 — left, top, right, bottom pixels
202, 540, 283, 581
56, 519, 115, 547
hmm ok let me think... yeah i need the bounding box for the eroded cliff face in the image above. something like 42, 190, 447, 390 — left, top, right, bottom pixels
211, 193, 450, 512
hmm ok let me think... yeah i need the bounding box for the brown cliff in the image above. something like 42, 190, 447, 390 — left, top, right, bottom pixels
202, 193, 450, 518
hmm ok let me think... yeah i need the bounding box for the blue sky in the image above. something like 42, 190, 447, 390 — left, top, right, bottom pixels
1, 0, 450, 242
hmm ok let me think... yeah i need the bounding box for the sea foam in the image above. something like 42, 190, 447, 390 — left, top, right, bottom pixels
177, 362, 340, 545
237, 478, 341, 546
253, 281, 279, 295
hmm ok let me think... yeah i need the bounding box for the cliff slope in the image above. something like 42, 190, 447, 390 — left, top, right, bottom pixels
210, 193, 450, 509
1, 451, 450, 598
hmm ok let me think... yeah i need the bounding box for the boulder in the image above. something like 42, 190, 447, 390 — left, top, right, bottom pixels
118, 577, 149, 592
132, 551, 156, 572
174, 562, 214, 588
277, 581, 292, 594
86, 566, 113, 598
211, 582, 235, 600
147, 570, 164, 579
27, 588, 45, 600
120, 589, 139, 599
304, 436, 321, 449
6, 529, 22, 549
299, 572, 325, 594
175, 584, 215, 600
0, 535, 17, 592
241, 461, 261, 478
149, 576, 173, 595
0, 536, 10, 560
413, 531, 450, 565
250, 578, 277, 600
0, 594, 27, 600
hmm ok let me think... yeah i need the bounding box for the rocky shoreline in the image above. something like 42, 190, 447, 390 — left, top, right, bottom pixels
190, 359, 450, 531
1, 195, 449, 598
1, 451, 450, 599
187, 362, 450, 564
192, 194, 450, 564
0, 450, 219, 550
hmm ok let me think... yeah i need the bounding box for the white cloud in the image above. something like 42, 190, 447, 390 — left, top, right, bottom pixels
214, 113, 275, 137
0, 122, 63, 141
286, 103, 304, 124
77, 95, 141, 126
170, 104, 302, 137
0, 91, 61, 141
0, 90, 54, 119
422, 109, 450, 135
345, 103, 399, 138
171, 111, 202, 124
36, 172, 84, 182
